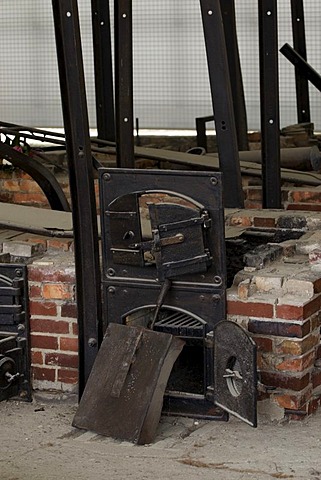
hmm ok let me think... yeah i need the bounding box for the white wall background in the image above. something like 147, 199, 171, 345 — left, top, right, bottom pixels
0, 1, 320, 131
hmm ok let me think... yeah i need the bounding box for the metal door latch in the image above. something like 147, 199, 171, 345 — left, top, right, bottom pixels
223, 368, 243, 380
130, 232, 185, 252
5, 371, 20, 384
0, 356, 20, 391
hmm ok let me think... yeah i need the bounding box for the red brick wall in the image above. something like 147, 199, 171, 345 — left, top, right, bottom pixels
28, 252, 79, 393
243, 185, 321, 211
1, 165, 321, 213
0, 168, 100, 210
0, 169, 70, 208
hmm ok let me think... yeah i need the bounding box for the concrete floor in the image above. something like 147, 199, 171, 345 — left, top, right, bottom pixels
1, 393, 321, 480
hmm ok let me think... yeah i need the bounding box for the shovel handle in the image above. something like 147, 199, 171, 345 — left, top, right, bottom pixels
149, 279, 172, 330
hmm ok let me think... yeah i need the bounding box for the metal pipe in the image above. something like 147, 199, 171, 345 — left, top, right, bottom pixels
0, 222, 74, 238
238, 146, 321, 171
280, 43, 321, 93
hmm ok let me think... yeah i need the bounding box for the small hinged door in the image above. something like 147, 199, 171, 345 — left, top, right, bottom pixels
213, 321, 257, 427
107, 193, 144, 266
0, 333, 26, 402
148, 203, 212, 280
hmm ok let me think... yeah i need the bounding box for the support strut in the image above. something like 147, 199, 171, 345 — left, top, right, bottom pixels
91, 0, 115, 141
280, 43, 321, 94
219, 0, 249, 151
199, 0, 244, 208
114, 0, 135, 168
290, 0, 310, 124
52, 0, 102, 397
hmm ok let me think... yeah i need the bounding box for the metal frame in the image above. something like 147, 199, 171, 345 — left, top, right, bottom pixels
258, 0, 281, 208
52, 0, 102, 397
199, 0, 244, 209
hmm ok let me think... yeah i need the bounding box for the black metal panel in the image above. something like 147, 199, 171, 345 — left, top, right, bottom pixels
219, 0, 249, 151
0, 265, 31, 402
214, 321, 257, 427
199, 0, 244, 208
258, 0, 281, 209
91, 0, 115, 141
52, 0, 102, 396
114, 0, 135, 168
104, 284, 225, 332
280, 43, 321, 93
290, 0, 310, 124
100, 169, 226, 291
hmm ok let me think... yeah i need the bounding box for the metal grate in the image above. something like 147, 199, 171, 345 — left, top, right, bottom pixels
154, 311, 206, 338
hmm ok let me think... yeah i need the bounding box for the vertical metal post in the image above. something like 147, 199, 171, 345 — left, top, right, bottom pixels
290, 0, 310, 124
258, 0, 281, 208
91, 0, 115, 141
52, 0, 102, 396
196, 116, 211, 151
114, 0, 135, 168
219, 0, 249, 151
199, 0, 244, 208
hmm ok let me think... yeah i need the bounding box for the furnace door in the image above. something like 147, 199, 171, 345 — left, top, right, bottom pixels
213, 321, 257, 427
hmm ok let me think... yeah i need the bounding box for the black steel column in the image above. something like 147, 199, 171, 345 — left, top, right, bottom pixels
52, 0, 102, 396
91, 0, 115, 141
220, 0, 249, 151
199, 0, 244, 208
114, 0, 135, 168
258, 0, 281, 209
290, 0, 310, 124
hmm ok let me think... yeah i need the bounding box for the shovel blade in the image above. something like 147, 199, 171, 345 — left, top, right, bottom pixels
73, 323, 184, 444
